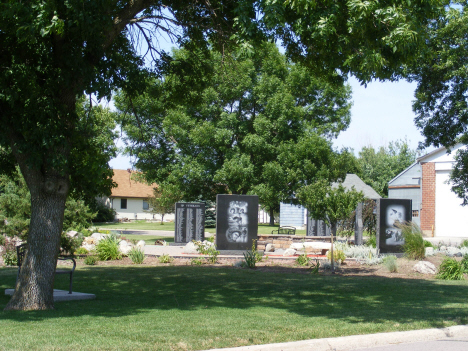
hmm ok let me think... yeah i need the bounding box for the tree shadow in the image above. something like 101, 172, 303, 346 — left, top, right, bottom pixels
1, 265, 468, 329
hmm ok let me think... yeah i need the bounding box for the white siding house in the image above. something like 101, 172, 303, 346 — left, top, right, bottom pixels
104, 169, 175, 221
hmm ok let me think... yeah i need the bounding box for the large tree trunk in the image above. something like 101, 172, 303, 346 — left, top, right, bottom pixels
4, 167, 69, 311
269, 208, 275, 226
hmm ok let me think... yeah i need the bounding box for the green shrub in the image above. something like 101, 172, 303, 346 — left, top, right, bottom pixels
91, 201, 116, 222
382, 255, 398, 273
242, 239, 262, 268
158, 253, 173, 264
423, 240, 434, 248
400, 222, 425, 260
461, 255, 468, 273
191, 258, 204, 266
310, 260, 320, 274
75, 247, 89, 255
84, 255, 98, 265
193, 240, 219, 264
296, 253, 311, 266
96, 234, 122, 261
0, 234, 5, 246
460, 239, 468, 248
327, 249, 346, 264
128, 247, 145, 264
2, 240, 18, 266
437, 258, 465, 280
60, 232, 84, 255
366, 235, 376, 248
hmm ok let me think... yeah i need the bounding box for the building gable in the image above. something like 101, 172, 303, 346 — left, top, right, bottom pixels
110, 169, 156, 198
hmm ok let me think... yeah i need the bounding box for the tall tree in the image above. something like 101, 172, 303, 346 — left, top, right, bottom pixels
411, 4, 468, 204
357, 140, 417, 197
0, 0, 444, 310
116, 43, 355, 216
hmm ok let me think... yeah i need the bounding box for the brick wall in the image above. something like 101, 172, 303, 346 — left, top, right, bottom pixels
421, 162, 435, 235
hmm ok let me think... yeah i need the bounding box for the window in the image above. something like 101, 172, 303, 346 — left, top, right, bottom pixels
143, 200, 149, 210
121, 199, 127, 209
412, 210, 419, 217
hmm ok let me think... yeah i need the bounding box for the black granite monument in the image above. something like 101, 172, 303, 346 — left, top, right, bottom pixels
216, 194, 258, 250
174, 202, 205, 243
376, 198, 412, 253
306, 217, 331, 236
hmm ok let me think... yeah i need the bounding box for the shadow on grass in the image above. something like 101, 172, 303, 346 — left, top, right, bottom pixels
1, 265, 468, 328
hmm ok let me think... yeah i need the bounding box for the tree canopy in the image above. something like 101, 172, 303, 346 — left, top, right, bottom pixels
410, 3, 468, 204
0, 0, 446, 310
116, 43, 357, 221
357, 140, 418, 197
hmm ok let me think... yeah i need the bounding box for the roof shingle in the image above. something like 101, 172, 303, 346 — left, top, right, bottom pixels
110, 169, 156, 198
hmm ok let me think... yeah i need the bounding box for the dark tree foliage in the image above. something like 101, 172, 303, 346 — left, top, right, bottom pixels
411, 4, 468, 204
116, 43, 355, 215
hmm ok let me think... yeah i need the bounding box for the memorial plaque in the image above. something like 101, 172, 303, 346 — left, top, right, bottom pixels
216, 194, 258, 250
306, 217, 317, 236
376, 199, 412, 253
174, 203, 205, 243
306, 217, 331, 236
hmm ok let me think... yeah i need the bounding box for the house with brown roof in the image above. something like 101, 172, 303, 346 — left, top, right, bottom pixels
102, 169, 172, 221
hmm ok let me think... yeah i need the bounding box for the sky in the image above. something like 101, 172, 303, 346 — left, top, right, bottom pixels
109, 76, 426, 170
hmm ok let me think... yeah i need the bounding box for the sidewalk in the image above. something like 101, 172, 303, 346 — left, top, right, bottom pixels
204, 325, 468, 351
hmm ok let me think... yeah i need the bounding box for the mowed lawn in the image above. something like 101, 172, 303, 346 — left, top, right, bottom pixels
1, 265, 468, 351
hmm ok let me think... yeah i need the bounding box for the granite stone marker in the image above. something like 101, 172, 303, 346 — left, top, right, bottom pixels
376, 198, 412, 253
354, 202, 364, 245
216, 194, 258, 250
306, 217, 331, 236
175, 202, 205, 243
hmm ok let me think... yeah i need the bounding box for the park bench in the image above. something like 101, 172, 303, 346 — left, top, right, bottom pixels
271, 226, 296, 235
16, 243, 76, 294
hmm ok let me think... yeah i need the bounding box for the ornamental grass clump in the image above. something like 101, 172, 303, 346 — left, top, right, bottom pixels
158, 253, 173, 264
128, 247, 145, 264
382, 255, 398, 273
437, 257, 465, 280
96, 234, 122, 261
399, 222, 425, 260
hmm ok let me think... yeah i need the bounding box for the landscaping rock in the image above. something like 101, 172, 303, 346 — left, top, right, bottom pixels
440, 245, 447, 251
425, 247, 434, 256
272, 249, 285, 256
119, 240, 134, 255
81, 243, 95, 251
413, 261, 437, 275
66, 230, 79, 238
446, 246, 462, 257
91, 233, 108, 243
84, 237, 96, 245
182, 241, 199, 254
283, 248, 296, 256
265, 243, 275, 253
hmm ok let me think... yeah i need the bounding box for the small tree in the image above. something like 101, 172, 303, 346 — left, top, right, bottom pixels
147, 184, 183, 224
297, 180, 365, 272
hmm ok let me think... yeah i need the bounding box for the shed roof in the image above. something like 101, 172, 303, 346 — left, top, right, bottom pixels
110, 169, 156, 198
332, 174, 381, 199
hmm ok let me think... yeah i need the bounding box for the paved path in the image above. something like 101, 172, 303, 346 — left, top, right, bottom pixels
205, 325, 468, 351
353, 336, 468, 351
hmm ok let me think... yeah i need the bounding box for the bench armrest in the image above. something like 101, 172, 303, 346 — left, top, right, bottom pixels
58, 256, 76, 272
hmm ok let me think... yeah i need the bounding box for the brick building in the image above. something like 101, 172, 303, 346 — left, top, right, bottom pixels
391, 144, 468, 237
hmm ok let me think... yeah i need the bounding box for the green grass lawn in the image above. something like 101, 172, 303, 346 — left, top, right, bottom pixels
1, 265, 468, 350
95, 221, 306, 235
